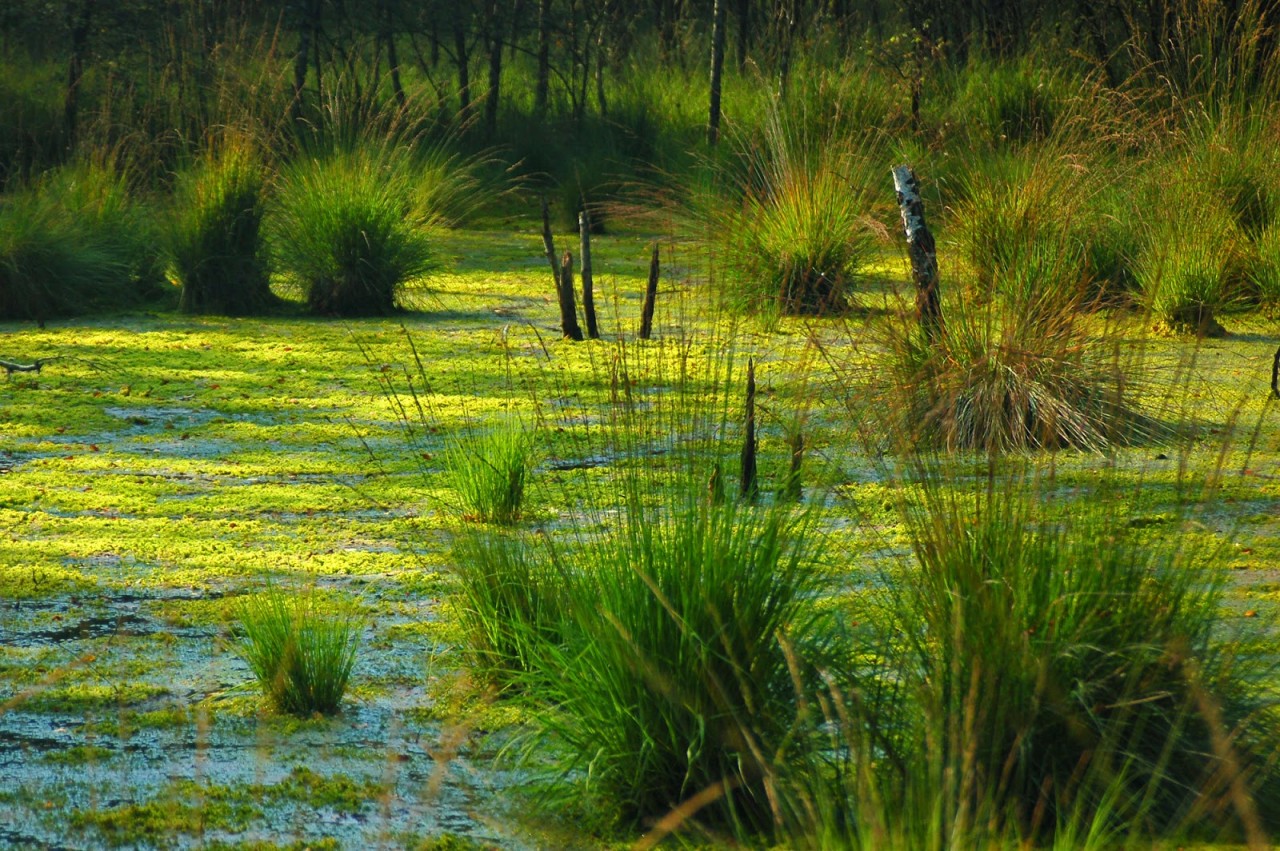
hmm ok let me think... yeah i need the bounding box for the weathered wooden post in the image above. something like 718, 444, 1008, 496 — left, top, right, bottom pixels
1272, 345, 1280, 399
639, 243, 660, 340
558, 250, 584, 341
892, 165, 943, 344
580, 210, 600, 339
740, 358, 758, 501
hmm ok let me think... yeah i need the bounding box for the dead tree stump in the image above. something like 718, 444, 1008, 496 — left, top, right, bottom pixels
892, 165, 943, 345
558, 250, 584, 341
740, 357, 758, 502
580, 210, 600, 339
640, 243, 660, 340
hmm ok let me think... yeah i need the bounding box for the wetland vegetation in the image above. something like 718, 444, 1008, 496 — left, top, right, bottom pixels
5, 0, 1280, 848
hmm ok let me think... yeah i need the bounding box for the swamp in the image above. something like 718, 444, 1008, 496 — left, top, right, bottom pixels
5, 1, 1280, 848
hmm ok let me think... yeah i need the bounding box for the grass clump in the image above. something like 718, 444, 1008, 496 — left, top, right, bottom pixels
231, 586, 362, 717
170, 138, 276, 315
271, 148, 439, 316
876, 292, 1138, 453
449, 531, 564, 689
867, 463, 1276, 844
715, 114, 878, 317
443, 420, 535, 525
0, 161, 160, 321
1135, 192, 1250, 336
521, 483, 832, 829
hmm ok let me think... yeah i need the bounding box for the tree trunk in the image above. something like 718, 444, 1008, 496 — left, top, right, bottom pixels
383, 12, 407, 109
483, 0, 503, 137
892, 165, 944, 345
534, 0, 551, 118
580, 211, 600, 339
736, 0, 750, 71
453, 12, 472, 123
708, 0, 727, 145
64, 0, 95, 150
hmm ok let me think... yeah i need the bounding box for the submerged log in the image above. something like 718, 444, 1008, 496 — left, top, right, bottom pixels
892, 165, 943, 345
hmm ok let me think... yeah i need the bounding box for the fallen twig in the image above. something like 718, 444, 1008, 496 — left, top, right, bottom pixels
0, 357, 57, 377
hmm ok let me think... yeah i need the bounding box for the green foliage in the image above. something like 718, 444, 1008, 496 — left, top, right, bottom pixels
444, 420, 535, 525
0, 160, 160, 321
1135, 189, 1250, 336
271, 148, 439, 316
170, 138, 276, 315
232, 587, 362, 717
715, 114, 879, 317
874, 464, 1271, 842
449, 531, 565, 688
522, 483, 831, 829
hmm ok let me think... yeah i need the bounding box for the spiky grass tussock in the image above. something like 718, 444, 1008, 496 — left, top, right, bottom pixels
875, 462, 1274, 844
232, 586, 362, 717
271, 147, 437, 316
443, 419, 535, 525
170, 137, 276, 315
714, 113, 880, 317
1135, 191, 1251, 337
521, 486, 832, 830
0, 160, 159, 321
876, 288, 1141, 454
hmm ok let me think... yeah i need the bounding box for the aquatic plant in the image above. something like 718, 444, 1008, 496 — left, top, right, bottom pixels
443, 419, 535, 525
232, 587, 362, 717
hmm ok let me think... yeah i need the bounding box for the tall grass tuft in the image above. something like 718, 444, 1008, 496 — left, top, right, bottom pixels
232, 586, 362, 717
875, 282, 1140, 453
0, 160, 160, 321
869, 462, 1274, 844
523, 482, 833, 829
170, 138, 276, 315
449, 530, 565, 689
713, 112, 879, 317
1135, 190, 1250, 336
443, 420, 535, 525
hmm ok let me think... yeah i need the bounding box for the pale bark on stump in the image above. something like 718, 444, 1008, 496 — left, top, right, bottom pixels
892, 165, 943, 344
639, 243, 660, 339
580, 211, 600, 339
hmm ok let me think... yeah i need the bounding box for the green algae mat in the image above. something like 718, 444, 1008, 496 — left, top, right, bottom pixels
3, 228, 1280, 849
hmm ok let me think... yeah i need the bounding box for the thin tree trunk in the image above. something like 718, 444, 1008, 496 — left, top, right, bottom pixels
64, 0, 95, 150
484, 0, 503, 137
892, 165, 944, 345
708, 0, 726, 145
384, 23, 406, 109
639, 243, 660, 339
540, 197, 560, 279
453, 12, 472, 122
534, 0, 551, 118
580, 211, 599, 339
736, 0, 750, 71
